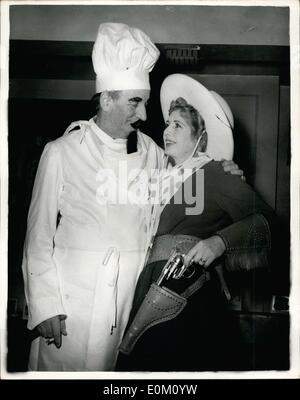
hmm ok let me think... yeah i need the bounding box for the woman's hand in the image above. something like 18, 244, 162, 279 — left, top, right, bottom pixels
184, 235, 226, 268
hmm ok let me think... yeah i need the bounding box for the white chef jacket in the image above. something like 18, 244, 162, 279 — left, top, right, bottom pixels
22, 117, 163, 371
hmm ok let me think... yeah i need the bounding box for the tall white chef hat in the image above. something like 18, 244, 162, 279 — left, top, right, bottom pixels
92, 22, 160, 93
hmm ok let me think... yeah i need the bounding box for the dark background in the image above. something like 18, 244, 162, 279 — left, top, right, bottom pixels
6, 4, 291, 373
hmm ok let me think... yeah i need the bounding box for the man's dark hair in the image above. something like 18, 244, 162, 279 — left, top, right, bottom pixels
91, 91, 121, 114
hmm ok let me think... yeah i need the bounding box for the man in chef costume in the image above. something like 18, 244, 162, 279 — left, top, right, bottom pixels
22, 22, 163, 371
22, 23, 245, 371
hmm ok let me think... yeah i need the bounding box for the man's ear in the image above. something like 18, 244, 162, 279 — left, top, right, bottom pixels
100, 91, 113, 111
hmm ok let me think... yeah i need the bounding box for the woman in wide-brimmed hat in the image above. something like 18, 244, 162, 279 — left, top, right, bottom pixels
117, 74, 273, 371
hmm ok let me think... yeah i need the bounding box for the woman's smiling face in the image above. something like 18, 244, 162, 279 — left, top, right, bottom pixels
163, 109, 198, 165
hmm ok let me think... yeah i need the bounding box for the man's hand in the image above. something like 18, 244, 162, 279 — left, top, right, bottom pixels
184, 235, 226, 269
221, 159, 246, 181
37, 315, 67, 348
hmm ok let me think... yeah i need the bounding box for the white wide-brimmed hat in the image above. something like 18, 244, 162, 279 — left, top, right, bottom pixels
92, 22, 160, 93
160, 74, 234, 161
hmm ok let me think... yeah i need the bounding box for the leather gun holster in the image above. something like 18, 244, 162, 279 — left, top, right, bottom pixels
120, 234, 211, 355
119, 283, 187, 355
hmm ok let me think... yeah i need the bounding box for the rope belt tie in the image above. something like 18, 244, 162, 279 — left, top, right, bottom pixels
102, 247, 120, 335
